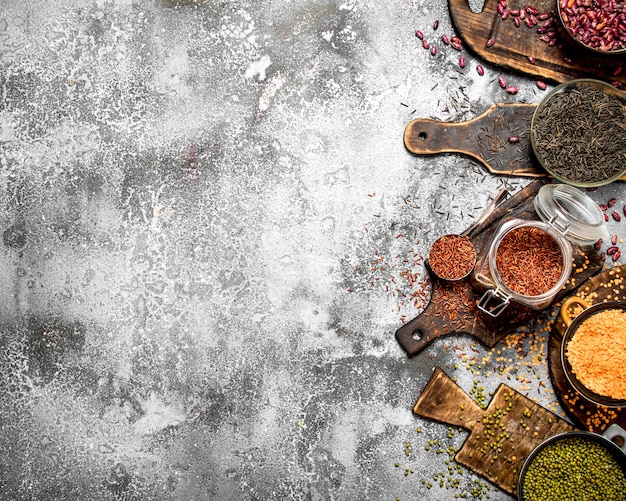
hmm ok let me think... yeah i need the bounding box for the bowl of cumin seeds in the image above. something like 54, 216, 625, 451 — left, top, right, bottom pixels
531, 79, 626, 187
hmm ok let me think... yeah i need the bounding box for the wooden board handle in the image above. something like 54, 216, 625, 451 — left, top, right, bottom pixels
404, 118, 475, 156
448, 0, 494, 24
395, 308, 440, 356
414, 367, 484, 429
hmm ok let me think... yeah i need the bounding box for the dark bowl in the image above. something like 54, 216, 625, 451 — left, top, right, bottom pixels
557, 0, 626, 56
560, 300, 626, 408
518, 427, 626, 501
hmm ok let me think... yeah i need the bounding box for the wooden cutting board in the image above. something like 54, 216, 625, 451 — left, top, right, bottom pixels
405, 103, 539, 177
404, 103, 626, 181
414, 367, 575, 495
395, 180, 604, 356
449, 0, 626, 86
549, 266, 626, 432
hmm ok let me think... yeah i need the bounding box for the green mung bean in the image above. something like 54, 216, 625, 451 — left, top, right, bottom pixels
522, 436, 626, 501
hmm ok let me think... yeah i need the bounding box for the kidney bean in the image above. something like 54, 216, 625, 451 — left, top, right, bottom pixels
607, 246, 619, 256
441, 34, 450, 45
498, 76, 507, 88
476, 64, 485, 75
506, 86, 518, 94
486, 37, 496, 47
536, 80, 547, 90
415, 30, 424, 40
613, 250, 621, 262
459, 56, 466, 68
612, 211, 621, 222
595, 238, 603, 251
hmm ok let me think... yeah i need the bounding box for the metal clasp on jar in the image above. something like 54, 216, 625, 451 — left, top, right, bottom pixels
477, 287, 510, 317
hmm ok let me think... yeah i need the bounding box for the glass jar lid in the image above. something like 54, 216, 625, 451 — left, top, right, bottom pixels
533, 184, 608, 246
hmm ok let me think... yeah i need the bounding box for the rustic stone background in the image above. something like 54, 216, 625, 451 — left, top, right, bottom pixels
1, 1, 623, 500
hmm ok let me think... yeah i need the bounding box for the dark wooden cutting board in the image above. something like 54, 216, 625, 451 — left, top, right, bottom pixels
449, 0, 626, 86
549, 265, 626, 432
414, 367, 575, 495
404, 103, 626, 181
395, 180, 604, 356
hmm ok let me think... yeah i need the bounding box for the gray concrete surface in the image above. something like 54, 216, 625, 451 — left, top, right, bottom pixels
1, 1, 625, 500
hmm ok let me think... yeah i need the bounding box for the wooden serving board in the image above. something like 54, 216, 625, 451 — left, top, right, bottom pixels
404, 103, 626, 181
405, 103, 539, 177
395, 180, 603, 356
549, 265, 626, 432
414, 367, 575, 495
449, 0, 626, 86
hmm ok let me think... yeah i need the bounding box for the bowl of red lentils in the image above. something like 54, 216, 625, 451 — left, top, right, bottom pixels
557, 0, 626, 55
560, 298, 626, 408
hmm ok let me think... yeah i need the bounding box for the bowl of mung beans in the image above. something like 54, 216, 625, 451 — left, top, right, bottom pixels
518, 425, 626, 501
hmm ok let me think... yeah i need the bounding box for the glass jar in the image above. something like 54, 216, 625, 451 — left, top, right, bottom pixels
474, 184, 608, 317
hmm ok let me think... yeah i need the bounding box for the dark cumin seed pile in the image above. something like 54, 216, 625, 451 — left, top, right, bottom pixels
533, 86, 626, 184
